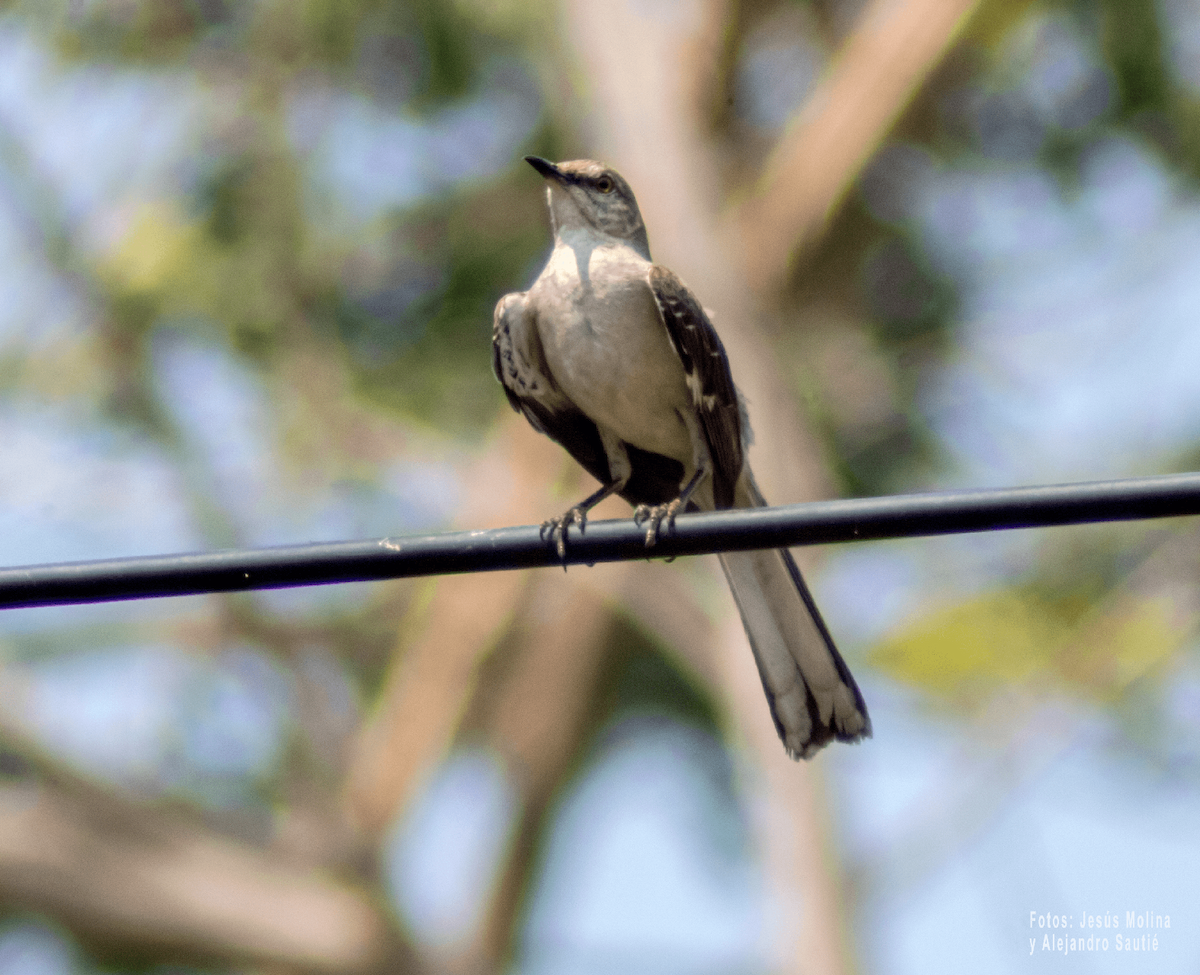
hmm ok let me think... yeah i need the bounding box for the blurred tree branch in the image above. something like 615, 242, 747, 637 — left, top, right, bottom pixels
343, 416, 557, 837
0, 679, 403, 973
734, 0, 981, 288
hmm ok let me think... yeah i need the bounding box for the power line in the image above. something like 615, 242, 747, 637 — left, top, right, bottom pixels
2, 472, 1200, 610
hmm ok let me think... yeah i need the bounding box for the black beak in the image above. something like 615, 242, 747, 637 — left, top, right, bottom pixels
524, 156, 569, 184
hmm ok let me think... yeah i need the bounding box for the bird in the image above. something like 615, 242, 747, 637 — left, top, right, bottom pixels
491, 155, 870, 759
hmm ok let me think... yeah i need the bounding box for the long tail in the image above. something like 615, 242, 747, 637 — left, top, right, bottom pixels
718, 472, 870, 759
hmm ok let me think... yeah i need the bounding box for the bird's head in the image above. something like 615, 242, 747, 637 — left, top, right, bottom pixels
524, 156, 650, 259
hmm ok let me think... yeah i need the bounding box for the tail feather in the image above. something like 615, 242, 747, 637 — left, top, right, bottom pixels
719, 471, 870, 759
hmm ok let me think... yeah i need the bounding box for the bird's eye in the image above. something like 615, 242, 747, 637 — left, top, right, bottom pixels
596, 176, 614, 193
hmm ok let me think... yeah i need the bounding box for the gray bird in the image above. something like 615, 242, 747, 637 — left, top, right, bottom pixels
492, 156, 870, 758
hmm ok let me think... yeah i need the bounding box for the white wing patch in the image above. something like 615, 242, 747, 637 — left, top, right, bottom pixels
683, 367, 722, 412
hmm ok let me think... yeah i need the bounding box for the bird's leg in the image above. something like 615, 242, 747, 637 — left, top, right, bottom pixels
634, 463, 708, 548
635, 411, 714, 548
541, 479, 625, 562
541, 428, 633, 563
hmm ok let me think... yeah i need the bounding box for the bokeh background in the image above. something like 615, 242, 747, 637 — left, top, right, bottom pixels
0, 0, 1198, 972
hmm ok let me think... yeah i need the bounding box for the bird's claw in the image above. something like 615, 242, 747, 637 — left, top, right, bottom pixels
540, 506, 589, 564
633, 499, 682, 548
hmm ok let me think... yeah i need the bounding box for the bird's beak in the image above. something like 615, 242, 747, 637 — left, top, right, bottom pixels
525, 156, 570, 184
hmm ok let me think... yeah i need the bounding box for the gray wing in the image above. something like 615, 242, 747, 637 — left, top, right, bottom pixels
647, 265, 743, 509
492, 291, 610, 486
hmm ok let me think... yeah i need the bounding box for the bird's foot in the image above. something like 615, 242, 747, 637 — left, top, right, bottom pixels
540, 506, 589, 563
633, 498, 683, 548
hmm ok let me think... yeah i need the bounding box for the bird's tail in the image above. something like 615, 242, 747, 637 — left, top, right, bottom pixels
718, 471, 870, 759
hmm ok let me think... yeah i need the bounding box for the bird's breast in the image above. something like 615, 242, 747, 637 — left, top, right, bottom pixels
531, 245, 693, 462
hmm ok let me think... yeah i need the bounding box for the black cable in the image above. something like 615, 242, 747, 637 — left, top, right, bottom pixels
2, 472, 1199, 610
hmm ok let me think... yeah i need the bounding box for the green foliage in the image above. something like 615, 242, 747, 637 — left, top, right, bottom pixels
1098, 0, 1169, 116
600, 615, 724, 733
961, 0, 1042, 48
407, 0, 475, 103
347, 172, 553, 435
870, 586, 1187, 705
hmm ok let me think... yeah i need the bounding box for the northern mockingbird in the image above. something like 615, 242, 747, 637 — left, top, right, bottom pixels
493, 156, 870, 759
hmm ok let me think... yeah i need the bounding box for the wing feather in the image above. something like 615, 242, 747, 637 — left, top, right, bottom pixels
647, 266, 743, 508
